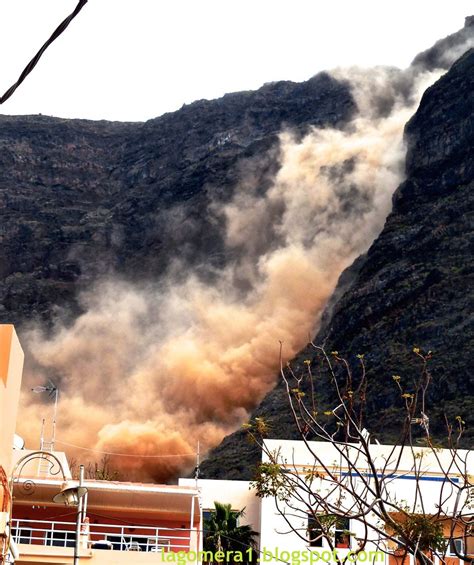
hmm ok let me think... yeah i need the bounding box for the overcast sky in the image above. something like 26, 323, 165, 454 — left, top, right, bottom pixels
0, 1, 472, 122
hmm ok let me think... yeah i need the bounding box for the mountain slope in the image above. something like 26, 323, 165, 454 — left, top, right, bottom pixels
200, 49, 474, 479
3, 16, 471, 330
0, 74, 353, 326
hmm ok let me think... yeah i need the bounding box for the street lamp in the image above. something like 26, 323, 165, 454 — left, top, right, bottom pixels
7, 451, 87, 565
53, 482, 88, 506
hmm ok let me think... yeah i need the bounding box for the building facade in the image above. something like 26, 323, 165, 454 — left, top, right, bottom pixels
1, 327, 472, 564
0, 326, 201, 564
10, 452, 201, 564
187, 439, 473, 565
0, 325, 24, 564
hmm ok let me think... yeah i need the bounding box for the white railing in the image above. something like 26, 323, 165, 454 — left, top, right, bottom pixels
11, 519, 193, 552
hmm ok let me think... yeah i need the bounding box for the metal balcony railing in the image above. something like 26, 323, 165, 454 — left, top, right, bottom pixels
11, 518, 194, 552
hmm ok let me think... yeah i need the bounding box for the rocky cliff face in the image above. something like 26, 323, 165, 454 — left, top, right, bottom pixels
0, 73, 353, 326
200, 49, 474, 479
3, 17, 471, 330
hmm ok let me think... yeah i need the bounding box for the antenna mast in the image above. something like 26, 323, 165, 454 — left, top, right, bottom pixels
51, 386, 59, 449
195, 441, 200, 485
32, 381, 59, 451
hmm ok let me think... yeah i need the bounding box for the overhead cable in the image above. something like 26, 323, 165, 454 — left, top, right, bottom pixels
0, 0, 88, 104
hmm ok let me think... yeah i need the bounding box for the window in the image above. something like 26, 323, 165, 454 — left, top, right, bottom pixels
335, 518, 351, 548
203, 510, 213, 538
445, 538, 464, 556
307, 517, 323, 547
307, 515, 351, 548
393, 537, 405, 552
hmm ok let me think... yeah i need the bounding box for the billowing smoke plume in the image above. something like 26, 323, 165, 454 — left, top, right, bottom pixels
18, 66, 441, 482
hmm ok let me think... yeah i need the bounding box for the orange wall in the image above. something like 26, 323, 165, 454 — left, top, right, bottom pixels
13, 504, 194, 551
389, 556, 461, 565
0, 324, 24, 481
14, 504, 196, 528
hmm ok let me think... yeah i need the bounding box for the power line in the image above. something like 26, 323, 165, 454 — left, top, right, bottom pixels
0, 0, 88, 105
55, 439, 196, 458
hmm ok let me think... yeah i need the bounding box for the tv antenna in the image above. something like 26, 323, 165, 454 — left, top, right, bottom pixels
32, 381, 59, 451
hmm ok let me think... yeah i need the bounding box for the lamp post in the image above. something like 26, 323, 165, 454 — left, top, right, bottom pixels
7, 451, 87, 565
53, 465, 87, 565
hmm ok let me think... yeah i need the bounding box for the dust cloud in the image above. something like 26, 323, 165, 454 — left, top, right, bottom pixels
17, 67, 441, 482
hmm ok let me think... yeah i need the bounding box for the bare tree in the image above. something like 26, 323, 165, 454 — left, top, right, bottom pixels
69, 454, 119, 481
247, 345, 473, 565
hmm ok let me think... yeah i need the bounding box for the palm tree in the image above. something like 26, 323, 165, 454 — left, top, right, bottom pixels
203, 502, 259, 564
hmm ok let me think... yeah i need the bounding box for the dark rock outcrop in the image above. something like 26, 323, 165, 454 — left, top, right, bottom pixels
0, 73, 353, 325
3, 16, 471, 328
412, 16, 474, 70
200, 49, 474, 480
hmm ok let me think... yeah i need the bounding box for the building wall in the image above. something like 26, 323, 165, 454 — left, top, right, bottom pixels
0, 325, 23, 563
388, 556, 460, 565
10, 449, 72, 480
0, 325, 24, 478
257, 439, 472, 564
258, 497, 470, 561
179, 478, 261, 535
12, 504, 193, 549
15, 544, 177, 564
12, 479, 201, 560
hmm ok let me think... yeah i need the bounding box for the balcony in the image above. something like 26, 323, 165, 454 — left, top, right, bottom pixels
11, 518, 195, 554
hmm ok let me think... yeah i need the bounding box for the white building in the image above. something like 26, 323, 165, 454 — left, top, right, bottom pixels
182, 438, 474, 565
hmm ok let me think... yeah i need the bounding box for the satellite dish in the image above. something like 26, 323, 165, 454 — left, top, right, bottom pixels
13, 434, 25, 450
